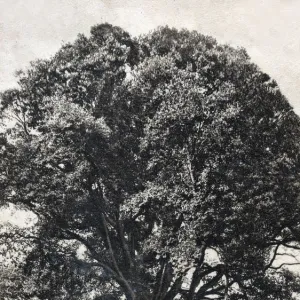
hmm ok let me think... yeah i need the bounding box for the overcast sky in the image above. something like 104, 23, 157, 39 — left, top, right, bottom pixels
0, 0, 299, 114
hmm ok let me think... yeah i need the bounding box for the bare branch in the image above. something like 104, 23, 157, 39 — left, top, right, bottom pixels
270, 262, 300, 270
264, 244, 281, 271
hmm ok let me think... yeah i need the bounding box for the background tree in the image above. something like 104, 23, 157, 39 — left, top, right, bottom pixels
1, 24, 300, 300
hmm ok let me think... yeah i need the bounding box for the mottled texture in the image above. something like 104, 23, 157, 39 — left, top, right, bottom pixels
0, 0, 299, 114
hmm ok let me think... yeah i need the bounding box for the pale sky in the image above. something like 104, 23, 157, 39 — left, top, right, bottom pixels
0, 0, 299, 115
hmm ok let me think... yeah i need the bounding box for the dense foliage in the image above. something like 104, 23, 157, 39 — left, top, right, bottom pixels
1, 23, 300, 300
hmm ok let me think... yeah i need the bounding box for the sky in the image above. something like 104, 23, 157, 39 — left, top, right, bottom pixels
0, 0, 299, 116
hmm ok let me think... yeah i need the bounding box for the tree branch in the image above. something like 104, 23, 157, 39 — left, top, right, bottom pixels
101, 214, 136, 300
264, 244, 281, 272
270, 262, 300, 270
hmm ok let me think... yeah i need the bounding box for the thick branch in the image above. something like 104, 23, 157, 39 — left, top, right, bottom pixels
101, 214, 136, 300
195, 266, 225, 299
188, 243, 207, 298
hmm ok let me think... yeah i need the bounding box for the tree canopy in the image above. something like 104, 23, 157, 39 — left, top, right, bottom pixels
1, 23, 300, 300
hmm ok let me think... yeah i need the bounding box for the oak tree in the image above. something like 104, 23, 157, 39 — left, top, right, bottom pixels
1, 24, 300, 300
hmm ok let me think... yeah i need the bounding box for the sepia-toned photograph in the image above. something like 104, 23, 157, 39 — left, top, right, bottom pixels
0, 1, 300, 299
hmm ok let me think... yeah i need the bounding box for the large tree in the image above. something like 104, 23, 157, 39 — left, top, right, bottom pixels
1, 24, 300, 300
